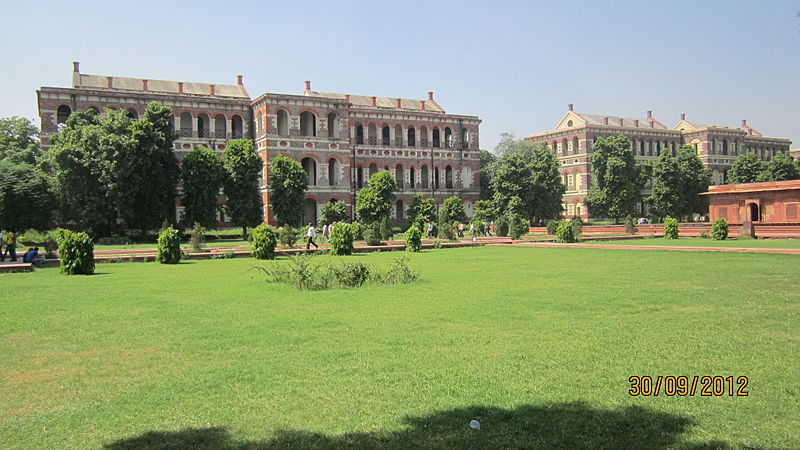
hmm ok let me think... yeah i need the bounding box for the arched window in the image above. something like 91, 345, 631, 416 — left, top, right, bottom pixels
395, 164, 404, 189
328, 158, 338, 186
722, 140, 728, 156
327, 113, 337, 138
420, 126, 428, 147
232, 115, 243, 138
421, 165, 429, 189
434, 167, 440, 189
303, 198, 317, 225
368, 123, 377, 145
197, 113, 209, 138
300, 111, 316, 137
357, 165, 364, 188
126, 108, 138, 120
180, 112, 192, 137
368, 163, 378, 177
355, 124, 364, 144
407, 127, 416, 147
394, 124, 403, 146
396, 200, 404, 221
552, 140, 558, 155
561, 138, 568, 156
277, 110, 289, 137
572, 137, 579, 155
382, 125, 390, 146
56, 105, 71, 125
461, 128, 469, 149
301, 157, 317, 185
445, 128, 453, 148
574, 172, 581, 190
433, 128, 441, 148
215, 114, 226, 138
88, 106, 100, 114
445, 166, 453, 189
410, 167, 416, 188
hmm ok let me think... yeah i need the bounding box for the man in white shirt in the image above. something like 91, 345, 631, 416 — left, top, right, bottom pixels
306, 223, 318, 249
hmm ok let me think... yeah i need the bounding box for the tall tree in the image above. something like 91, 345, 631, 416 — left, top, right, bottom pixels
268, 155, 307, 226
440, 196, 467, 224
584, 134, 647, 221
181, 146, 225, 228
406, 194, 436, 224
222, 139, 264, 237
320, 199, 348, 225
647, 150, 684, 220
479, 149, 496, 200
677, 145, 711, 219
356, 170, 397, 224
765, 152, 800, 181
0, 117, 41, 164
727, 152, 767, 184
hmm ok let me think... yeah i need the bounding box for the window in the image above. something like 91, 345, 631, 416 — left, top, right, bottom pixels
301, 158, 317, 185
180, 112, 192, 137
215, 114, 226, 138
277, 110, 289, 137
461, 128, 469, 149
368, 123, 377, 145
407, 127, 416, 147
328, 158, 338, 186
300, 111, 316, 137
56, 105, 71, 125
444, 127, 452, 148
126, 108, 138, 120
409, 167, 416, 187
327, 113, 337, 138
421, 165, 429, 188
567, 120, 573, 127
197, 113, 209, 138
395, 164, 404, 188
445, 166, 453, 189
434, 167, 440, 189
382, 125, 390, 146
355, 124, 364, 144
232, 115, 243, 138
433, 128, 440, 148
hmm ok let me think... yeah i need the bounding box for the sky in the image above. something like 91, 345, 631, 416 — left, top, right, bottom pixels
2, 0, 798, 151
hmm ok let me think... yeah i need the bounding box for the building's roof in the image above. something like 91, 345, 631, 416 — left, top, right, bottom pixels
701, 179, 800, 195
71, 67, 249, 99
576, 113, 667, 129
304, 90, 444, 113
674, 119, 763, 136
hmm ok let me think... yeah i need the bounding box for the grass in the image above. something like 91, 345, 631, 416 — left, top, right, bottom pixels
1, 246, 798, 449
93, 239, 250, 251
583, 237, 800, 248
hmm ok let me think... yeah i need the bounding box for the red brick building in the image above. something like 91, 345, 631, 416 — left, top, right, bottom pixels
702, 179, 800, 224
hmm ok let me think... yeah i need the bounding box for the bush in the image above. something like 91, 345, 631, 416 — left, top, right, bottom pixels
371, 256, 419, 284
156, 226, 183, 264
278, 227, 299, 248
364, 222, 382, 246
251, 223, 278, 259
350, 222, 365, 241
59, 230, 95, 275
624, 215, 638, 235
700, 230, 710, 239
437, 221, 455, 241
663, 216, 679, 239
330, 223, 355, 255
508, 214, 528, 240
190, 222, 205, 252
711, 218, 729, 240
379, 217, 393, 241
495, 216, 509, 237
255, 254, 418, 290
405, 223, 422, 252
330, 261, 370, 287
546, 220, 559, 235
570, 216, 584, 236
470, 220, 484, 238
556, 219, 578, 243
255, 253, 329, 290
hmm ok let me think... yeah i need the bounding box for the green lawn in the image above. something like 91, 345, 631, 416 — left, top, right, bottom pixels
583, 237, 800, 248
93, 239, 250, 251
1, 247, 798, 449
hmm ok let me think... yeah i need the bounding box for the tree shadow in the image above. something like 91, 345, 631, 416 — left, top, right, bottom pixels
103, 401, 738, 449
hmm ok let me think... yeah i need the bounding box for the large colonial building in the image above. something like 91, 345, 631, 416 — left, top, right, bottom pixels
525, 105, 792, 219
37, 63, 481, 225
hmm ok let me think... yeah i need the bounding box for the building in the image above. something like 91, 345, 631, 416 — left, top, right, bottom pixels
703, 179, 800, 224
525, 105, 792, 219
37, 63, 481, 226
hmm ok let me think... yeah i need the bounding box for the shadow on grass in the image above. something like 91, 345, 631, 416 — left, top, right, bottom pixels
103, 402, 735, 449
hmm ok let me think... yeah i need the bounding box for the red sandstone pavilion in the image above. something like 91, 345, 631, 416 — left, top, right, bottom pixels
703, 179, 800, 224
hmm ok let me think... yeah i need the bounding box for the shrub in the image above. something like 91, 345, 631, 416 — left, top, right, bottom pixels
372, 256, 419, 284
251, 223, 278, 259
699, 230, 710, 239
279, 227, 299, 248
190, 222, 205, 253
364, 222, 382, 246
256, 253, 330, 290
404, 223, 422, 252
546, 220, 559, 235
508, 214, 528, 240
379, 217, 393, 241
711, 218, 729, 240
350, 222, 365, 241
156, 226, 183, 264
663, 216, 679, 239
570, 216, 584, 236
330, 223, 355, 255
624, 215, 638, 235
437, 220, 455, 241
470, 220, 484, 238
331, 261, 370, 287
59, 230, 95, 275
495, 216, 509, 237
555, 219, 578, 243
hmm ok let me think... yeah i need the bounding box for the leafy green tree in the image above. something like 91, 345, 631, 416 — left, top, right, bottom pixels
584, 134, 648, 222
479, 149, 496, 200
320, 199, 348, 225
406, 194, 436, 224
677, 145, 711, 219
356, 170, 397, 224
0, 117, 41, 164
765, 152, 800, 181
727, 152, 767, 184
471, 199, 495, 222
440, 196, 467, 224
222, 139, 263, 237
181, 146, 224, 228
268, 155, 307, 226
647, 150, 684, 220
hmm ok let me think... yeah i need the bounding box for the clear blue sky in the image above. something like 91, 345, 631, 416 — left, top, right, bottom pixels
2, 0, 798, 150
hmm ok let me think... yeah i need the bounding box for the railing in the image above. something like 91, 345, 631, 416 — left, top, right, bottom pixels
395, 138, 404, 147
214, 131, 226, 139
382, 138, 390, 146
232, 131, 243, 139
408, 139, 416, 147
198, 130, 210, 138
179, 129, 192, 138
433, 140, 440, 148
368, 136, 377, 145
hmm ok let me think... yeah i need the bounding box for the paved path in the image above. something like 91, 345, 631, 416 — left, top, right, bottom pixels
491, 241, 800, 255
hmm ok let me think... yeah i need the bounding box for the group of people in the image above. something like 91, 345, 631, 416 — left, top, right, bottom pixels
0, 229, 18, 262
305, 222, 337, 249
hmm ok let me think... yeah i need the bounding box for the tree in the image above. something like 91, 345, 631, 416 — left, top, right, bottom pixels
440, 196, 467, 224
727, 152, 767, 184
268, 155, 307, 226
181, 146, 225, 228
406, 194, 436, 224
479, 149, 496, 200
765, 152, 800, 181
584, 134, 647, 221
647, 150, 684, 220
320, 200, 348, 225
0, 117, 40, 164
222, 139, 263, 237
677, 145, 711, 219
472, 199, 495, 222
356, 170, 397, 224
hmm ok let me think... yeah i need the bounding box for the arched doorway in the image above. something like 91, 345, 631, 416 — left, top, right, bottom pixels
748, 203, 760, 222
303, 198, 317, 225
301, 158, 317, 185
396, 200, 404, 221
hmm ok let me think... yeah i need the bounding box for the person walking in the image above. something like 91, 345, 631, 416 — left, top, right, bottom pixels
427, 222, 434, 238
2, 229, 17, 262
322, 223, 330, 243
305, 223, 318, 249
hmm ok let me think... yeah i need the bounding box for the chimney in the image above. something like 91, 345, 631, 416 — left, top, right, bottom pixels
741, 119, 747, 127
428, 91, 434, 101
634, 119, 639, 127
396, 98, 402, 108
236, 74, 243, 85
107, 76, 113, 88
619, 118, 624, 126
568, 103, 574, 111
647, 110, 653, 119
680, 113, 686, 121
371, 96, 377, 106
603, 117, 609, 125
420, 100, 426, 110
650, 121, 654, 128
304, 80, 311, 91
178, 82, 184, 94
210, 84, 216, 96
72, 61, 80, 72
142, 79, 148, 91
